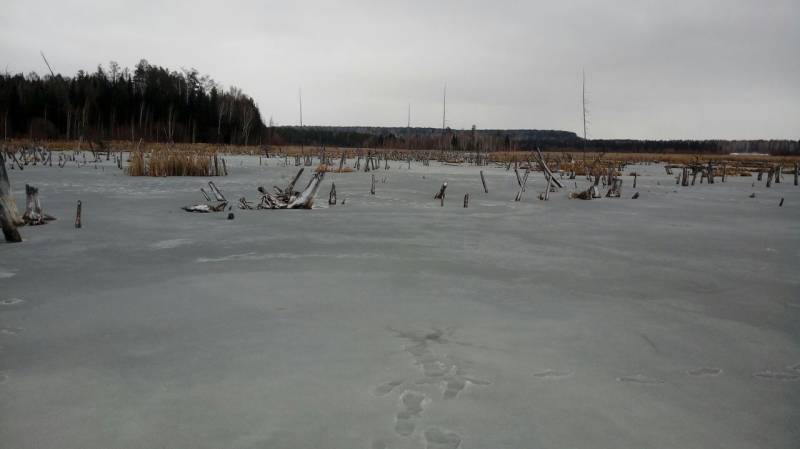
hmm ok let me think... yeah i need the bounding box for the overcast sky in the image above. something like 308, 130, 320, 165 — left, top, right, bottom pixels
1, 0, 798, 139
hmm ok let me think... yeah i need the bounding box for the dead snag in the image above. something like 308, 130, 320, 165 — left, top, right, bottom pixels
534, 147, 564, 188
779, 198, 784, 207
632, 192, 640, 199
434, 182, 447, 206
0, 202, 21, 243
463, 193, 469, 208
286, 168, 304, 193
775, 165, 782, 184
794, 162, 798, 186
707, 162, 715, 184
208, 181, 226, 202
606, 179, 622, 197
514, 168, 523, 188
329, 183, 337, 205
22, 185, 55, 225
0, 153, 23, 228
480, 170, 488, 193
681, 167, 689, 186
633, 173, 637, 189
721, 164, 727, 182
766, 168, 774, 188
75, 200, 82, 228
200, 188, 211, 201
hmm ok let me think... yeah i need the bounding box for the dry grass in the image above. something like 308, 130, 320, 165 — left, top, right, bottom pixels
126, 150, 225, 177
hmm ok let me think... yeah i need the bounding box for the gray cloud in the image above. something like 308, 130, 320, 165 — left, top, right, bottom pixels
1, 0, 797, 139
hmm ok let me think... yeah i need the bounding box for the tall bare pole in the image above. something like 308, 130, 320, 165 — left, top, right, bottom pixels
582, 69, 588, 162
407, 103, 411, 150
441, 83, 447, 156
298, 88, 303, 127
40, 51, 55, 77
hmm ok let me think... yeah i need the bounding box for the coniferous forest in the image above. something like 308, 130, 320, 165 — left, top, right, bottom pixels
0, 59, 266, 145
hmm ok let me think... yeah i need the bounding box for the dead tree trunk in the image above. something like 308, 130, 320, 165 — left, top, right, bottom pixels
463, 193, 469, 208
329, 183, 337, 205
633, 173, 637, 189
370, 174, 376, 195
794, 162, 798, 186
480, 170, 488, 193
434, 182, 447, 206
0, 153, 25, 234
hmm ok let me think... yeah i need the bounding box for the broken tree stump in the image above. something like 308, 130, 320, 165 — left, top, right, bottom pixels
434, 182, 447, 206
370, 174, 376, 195
22, 184, 54, 225
75, 200, 82, 228
329, 183, 337, 205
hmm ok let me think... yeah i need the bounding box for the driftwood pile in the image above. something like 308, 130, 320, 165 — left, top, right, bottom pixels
183, 168, 325, 213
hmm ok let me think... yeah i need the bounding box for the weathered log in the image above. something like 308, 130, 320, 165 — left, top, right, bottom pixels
200, 188, 211, 201
208, 181, 226, 202
183, 202, 228, 213
569, 185, 599, 200
534, 147, 564, 188
287, 172, 325, 209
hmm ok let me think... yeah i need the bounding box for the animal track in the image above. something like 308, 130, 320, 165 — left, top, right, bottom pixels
533, 369, 574, 379
617, 374, 665, 384
394, 390, 428, 436
424, 427, 462, 449
374, 380, 403, 396
686, 367, 722, 377
753, 370, 799, 381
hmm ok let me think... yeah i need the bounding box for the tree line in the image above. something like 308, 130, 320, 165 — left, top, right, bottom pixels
0, 59, 266, 145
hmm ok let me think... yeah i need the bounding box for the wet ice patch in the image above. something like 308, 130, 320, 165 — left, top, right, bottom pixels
533, 369, 574, 379
424, 427, 462, 449
753, 370, 799, 381
0, 269, 16, 279
0, 298, 24, 306
149, 238, 194, 250
686, 367, 722, 377
617, 374, 665, 384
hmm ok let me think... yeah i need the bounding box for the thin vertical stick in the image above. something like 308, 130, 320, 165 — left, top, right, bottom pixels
75, 200, 82, 228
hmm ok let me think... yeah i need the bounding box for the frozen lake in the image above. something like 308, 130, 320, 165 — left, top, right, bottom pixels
1, 155, 799, 449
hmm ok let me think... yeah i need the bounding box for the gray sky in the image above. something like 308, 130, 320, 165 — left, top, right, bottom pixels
1, 0, 798, 139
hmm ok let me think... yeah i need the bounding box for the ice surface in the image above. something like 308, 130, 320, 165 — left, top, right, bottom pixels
1, 155, 799, 449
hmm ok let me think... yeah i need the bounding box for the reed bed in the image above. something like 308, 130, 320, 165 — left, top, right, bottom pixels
126, 150, 226, 177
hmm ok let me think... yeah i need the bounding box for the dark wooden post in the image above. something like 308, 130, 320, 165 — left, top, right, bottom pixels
75, 201, 82, 228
